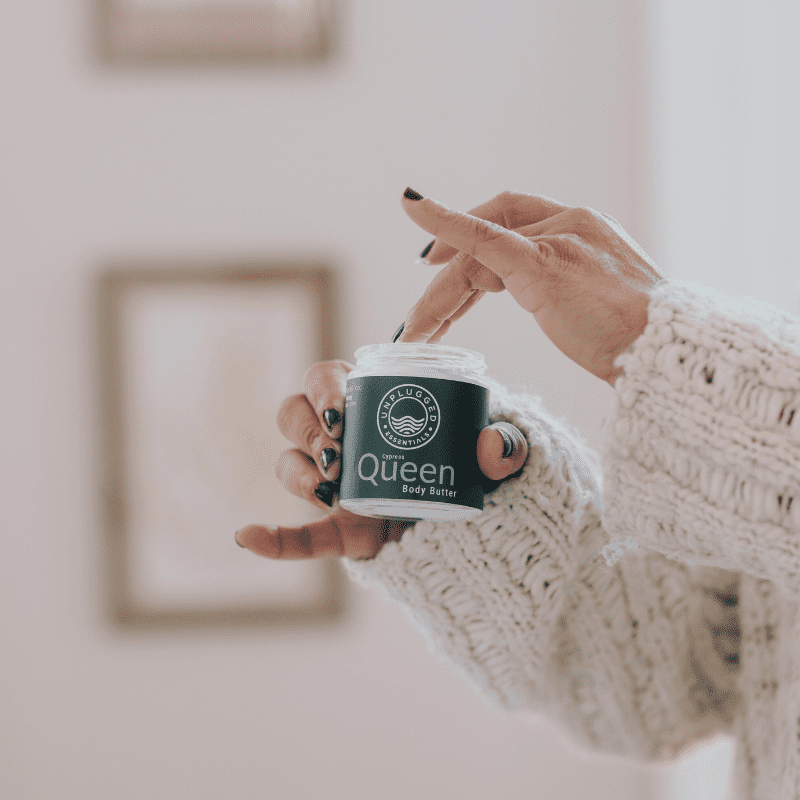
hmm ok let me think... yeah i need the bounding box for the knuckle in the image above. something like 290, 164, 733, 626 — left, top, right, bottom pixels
570, 206, 594, 223
570, 206, 605, 233
301, 360, 332, 394
492, 191, 526, 229
298, 527, 314, 555
473, 218, 505, 247
299, 363, 318, 391
531, 236, 556, 260
302, 423, 325, 457
276, 394, 306, 434
560, 232, 584, 248
461, 216, 483, 252
495, 191, 517, 228
497, 189, 530, 207
460, 255, 484, 287
494, 190, 517, 218
301, 473, 320, 498
575, 205, 594, 217
602, 212, 620, 227
547, 234, 584, 265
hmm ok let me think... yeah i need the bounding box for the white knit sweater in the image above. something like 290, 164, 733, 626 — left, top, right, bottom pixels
343, 280, 800, 800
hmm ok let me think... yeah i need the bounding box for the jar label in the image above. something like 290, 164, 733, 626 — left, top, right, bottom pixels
340, 375, 489, 509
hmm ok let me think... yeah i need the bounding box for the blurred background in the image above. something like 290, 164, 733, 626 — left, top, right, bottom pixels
2, 0, 799, 797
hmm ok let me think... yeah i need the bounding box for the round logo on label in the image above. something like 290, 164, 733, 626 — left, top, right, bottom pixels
377, 383, 441, 450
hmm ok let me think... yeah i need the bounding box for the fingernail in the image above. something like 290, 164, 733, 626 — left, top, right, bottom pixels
235, 529, 245, 547
419, 240, 435, 261
392, 322, 405, 343
320, 447, 339, 473
404, 187, 423, 201
498, 428, 514, 459
322, 408, 340, 431
314, 481, 337, 507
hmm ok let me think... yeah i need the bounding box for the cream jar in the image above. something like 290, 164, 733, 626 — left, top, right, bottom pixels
338, 343, 490, 521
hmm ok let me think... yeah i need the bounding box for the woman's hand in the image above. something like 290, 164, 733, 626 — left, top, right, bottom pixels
399, 189, 663, 386
235, 360, 529, 561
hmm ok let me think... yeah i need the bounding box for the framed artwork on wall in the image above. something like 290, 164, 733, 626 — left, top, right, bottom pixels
98, 0, 337, 64
98, 263, 345, 627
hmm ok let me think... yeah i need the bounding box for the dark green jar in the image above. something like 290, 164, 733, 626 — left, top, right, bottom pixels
339, 343, 489, 521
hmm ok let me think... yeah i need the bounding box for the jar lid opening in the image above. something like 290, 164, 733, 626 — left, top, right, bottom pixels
354, 341, 485, 365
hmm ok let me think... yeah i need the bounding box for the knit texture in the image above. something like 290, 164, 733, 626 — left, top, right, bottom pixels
603, 279, 800, 800
343, 279, 800, 798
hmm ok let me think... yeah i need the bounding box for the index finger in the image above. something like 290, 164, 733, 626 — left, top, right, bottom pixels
402, 190, 536, 283
301, 360, 353, 438
424, 191, 570, 265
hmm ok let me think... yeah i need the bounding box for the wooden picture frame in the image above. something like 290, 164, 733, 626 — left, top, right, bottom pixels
97, 0, 337, 65
97, 263, 346, 628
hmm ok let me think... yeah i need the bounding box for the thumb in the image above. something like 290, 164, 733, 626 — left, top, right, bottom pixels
477, 422, 528, 482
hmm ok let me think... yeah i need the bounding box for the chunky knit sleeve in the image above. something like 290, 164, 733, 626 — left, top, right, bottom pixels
343, 383, 740, 766
601, 279, 800, 598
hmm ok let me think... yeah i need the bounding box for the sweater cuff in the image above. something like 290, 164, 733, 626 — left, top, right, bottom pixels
342, 386, 608, 714
602, 278, 800, 593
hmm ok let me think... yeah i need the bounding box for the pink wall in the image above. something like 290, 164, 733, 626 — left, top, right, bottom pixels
0, 1, 670, 798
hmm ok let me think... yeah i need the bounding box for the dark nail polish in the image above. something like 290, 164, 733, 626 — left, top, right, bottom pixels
322, 408, 340, 431
320, 447, 339, 472
404, 187, 423, 201
314, 481, 337, 507
419, 240, 434, 260
392, 322, 405, 343
499, 428, 514, 459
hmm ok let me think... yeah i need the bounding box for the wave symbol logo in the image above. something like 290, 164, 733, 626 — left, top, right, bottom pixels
390, 415, 426, 435
377, 384, 441, 450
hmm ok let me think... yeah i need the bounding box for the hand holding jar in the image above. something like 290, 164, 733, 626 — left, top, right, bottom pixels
235, 186, 659, 561
235, 359, 528, 561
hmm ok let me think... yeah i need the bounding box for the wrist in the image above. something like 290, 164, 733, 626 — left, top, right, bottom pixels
605, 288, 651, 387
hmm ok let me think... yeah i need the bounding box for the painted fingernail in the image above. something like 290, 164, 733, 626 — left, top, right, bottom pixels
320, 447, 339, 472
404, 187, 423, 201
392, 322, 405, 343
314, 481, 337, 507
322, 408, 340, 431
419, 240, 435, 261
498, 428, 514, 459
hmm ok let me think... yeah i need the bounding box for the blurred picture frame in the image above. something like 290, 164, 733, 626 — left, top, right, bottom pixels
97, 0, 337, 64
98, 263, 346, 628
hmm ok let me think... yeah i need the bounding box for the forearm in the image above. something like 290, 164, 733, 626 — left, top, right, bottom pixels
343, 385, 738, 765
344, 388, 598, 715
602, 279, 800, 595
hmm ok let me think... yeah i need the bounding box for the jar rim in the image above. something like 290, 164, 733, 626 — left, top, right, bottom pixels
354, 342, 485, 364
